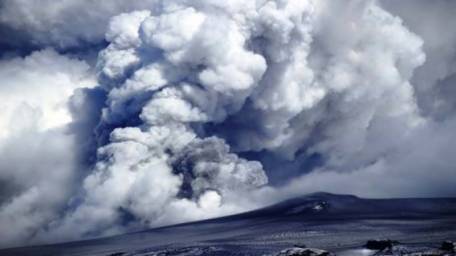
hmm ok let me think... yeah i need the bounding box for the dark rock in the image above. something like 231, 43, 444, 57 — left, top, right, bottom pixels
107, 253, 125, 256
276, 247, 334, 256
368, 244, 454, 256
441, 241, 456, 252
365, 239, 398, 250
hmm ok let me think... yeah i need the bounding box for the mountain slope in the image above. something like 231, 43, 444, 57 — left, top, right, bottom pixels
1, 193, 456, 256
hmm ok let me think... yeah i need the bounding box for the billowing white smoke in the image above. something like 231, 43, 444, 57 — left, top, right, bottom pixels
1, 0, 456, 248
46, 4, 272, 240
43, 0, 427, 241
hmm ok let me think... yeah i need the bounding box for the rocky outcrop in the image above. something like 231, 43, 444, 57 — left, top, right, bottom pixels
366, 240, 456, 256
276, 247, 334, 256
275, 240, 456, 256
442, 241, 456, 252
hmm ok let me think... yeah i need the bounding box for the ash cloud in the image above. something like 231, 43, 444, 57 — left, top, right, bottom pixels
0, 0, 456, 248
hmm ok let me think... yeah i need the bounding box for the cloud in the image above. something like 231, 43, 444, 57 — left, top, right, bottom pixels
0, 0, 162, 50
276, 116, 456, 199
380, 0, 456, 119
0, 49, 95, 246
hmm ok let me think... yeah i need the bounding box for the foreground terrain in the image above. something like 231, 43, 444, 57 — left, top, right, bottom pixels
1, 193, 455, 256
